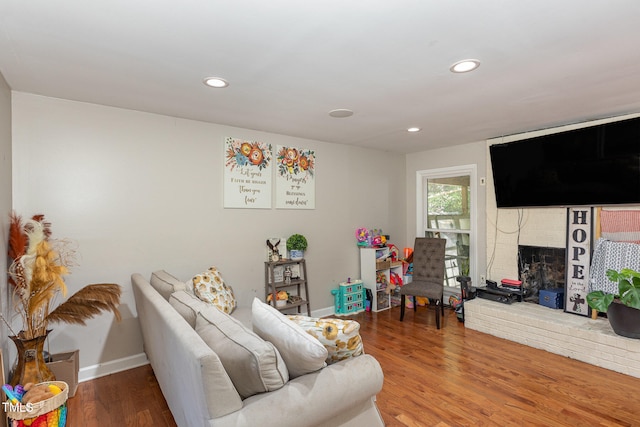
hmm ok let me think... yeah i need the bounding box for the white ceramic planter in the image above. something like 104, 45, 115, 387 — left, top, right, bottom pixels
289, 249, 304, 260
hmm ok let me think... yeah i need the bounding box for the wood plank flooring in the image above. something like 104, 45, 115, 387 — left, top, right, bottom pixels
65, 306, 640, 426
66, 362, 176, 427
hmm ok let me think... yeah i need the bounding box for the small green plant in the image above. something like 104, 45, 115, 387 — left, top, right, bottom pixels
286, 234, 308, 251
587, 268, 640, 312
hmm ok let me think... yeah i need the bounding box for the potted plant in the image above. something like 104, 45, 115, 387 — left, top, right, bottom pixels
5, 213, 122, 385
587, 268, 640, 338
286, 234, 307, 260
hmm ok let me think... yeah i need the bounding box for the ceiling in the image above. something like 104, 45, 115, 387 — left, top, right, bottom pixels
2, 1, 640, 154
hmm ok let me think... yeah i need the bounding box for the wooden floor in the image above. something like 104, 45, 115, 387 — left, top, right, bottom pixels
66, 306, 640, 427
67, 362, 176, 427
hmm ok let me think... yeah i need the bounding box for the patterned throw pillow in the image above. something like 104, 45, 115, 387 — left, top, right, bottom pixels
287, 315, 364, 364
192, 267, 237, 314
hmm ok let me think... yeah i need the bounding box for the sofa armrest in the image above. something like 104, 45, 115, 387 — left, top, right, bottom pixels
212, 354, 384, 427
132, 273, 243, 425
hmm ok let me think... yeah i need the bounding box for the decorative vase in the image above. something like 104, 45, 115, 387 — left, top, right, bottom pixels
290, 249, 304, 260
9, 330, 56, 386
607, 302, 640, 339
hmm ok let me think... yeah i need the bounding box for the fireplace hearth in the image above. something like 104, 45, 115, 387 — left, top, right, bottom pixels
465, 298, 640, 379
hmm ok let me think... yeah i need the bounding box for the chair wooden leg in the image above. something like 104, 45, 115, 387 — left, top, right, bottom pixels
400, 295, 406, 321
413, 296, 417, 312
436, 300, 441, 329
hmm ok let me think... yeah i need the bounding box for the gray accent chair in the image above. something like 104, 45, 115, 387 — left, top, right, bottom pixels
400, 237, 447, 328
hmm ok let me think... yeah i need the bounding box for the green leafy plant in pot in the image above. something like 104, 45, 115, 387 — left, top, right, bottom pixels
286, 234, 308, 260
587, 268, 640, 338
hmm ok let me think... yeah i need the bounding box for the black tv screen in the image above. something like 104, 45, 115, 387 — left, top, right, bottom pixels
489, 117, 640, 208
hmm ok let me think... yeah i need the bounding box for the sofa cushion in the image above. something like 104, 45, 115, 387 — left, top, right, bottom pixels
192, 267, 237, 314
251, 298, 327, 378
287, 315, 364, 364
196, 308, 289, 399
169, 290, 210, 328
150, 270, 187, 301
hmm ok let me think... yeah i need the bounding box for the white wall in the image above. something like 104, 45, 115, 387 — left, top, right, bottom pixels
485, 112, 640, 282
11, 92, 406, 374
0, 73, 12, 375
405, 141, 487, 285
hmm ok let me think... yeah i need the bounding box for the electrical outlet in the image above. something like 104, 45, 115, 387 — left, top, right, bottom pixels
480, 275, 486, 284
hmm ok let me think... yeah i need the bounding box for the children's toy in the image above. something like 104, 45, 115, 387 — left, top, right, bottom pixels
14, 385, 25, 401
5, 381, 68, 426
389, 271, 403, 287
449, 295, 462, 309
403, 247, 413, 260
449, 294, 465, 322
369, 229, 387, 247
405, 296, 414, 309
375, 271, 387, 289
416, 296, 429, 306
355, 228, 370, 247
3, 384, 20, 404
388, 244, 400, 261
364, 288, 373, 312
331, 279, 365, 315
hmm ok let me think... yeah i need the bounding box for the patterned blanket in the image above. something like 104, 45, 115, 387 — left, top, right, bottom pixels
589, 238, 640, 294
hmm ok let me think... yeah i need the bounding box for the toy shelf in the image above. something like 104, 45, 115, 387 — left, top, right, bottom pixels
360, 247, 403, 312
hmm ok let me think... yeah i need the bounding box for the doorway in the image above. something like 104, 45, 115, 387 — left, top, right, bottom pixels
416, 165, 477, 291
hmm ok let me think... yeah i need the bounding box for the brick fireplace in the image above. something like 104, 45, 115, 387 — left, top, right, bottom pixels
464, 298, 640, 379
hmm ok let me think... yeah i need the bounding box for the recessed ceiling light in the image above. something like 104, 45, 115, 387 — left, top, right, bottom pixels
203, 77, 229, 88
450, 59, 480, 73
407, 127, 421, 133
328, 109, 354, 118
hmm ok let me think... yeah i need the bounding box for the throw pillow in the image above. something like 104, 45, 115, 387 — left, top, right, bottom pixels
251, 298, 328, 378
287, 315, 364, 364
169, 290, 210, 328
192, 266, 237, 314
150, 270, 187, 301
196, 308, 289, 400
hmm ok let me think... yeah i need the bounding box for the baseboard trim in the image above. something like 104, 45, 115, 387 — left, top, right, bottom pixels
79, 353, 149, 383
312, 306, 336, 318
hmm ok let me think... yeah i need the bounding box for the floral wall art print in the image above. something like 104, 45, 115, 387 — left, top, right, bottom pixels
275, 146, 315, 209
224, 137, 273, 208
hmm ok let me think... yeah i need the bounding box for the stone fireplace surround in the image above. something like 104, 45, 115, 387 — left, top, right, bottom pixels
465, 298, 640, 379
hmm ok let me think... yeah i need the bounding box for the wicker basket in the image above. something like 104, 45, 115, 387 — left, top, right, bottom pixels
7, 380, 68, 423
376, 259, 391, 270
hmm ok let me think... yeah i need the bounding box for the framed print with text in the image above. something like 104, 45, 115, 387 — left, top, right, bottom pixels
275, 146, 315, 209
224, 137, 272, 209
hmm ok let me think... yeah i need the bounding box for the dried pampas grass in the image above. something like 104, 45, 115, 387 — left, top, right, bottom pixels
47, 284, 122, 326
5, 212, 122, 339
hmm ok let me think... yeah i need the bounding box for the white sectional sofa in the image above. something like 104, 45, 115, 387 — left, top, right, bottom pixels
131, 271, 385, 427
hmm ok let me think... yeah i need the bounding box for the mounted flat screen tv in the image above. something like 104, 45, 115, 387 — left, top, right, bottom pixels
490, 117, 640, 208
